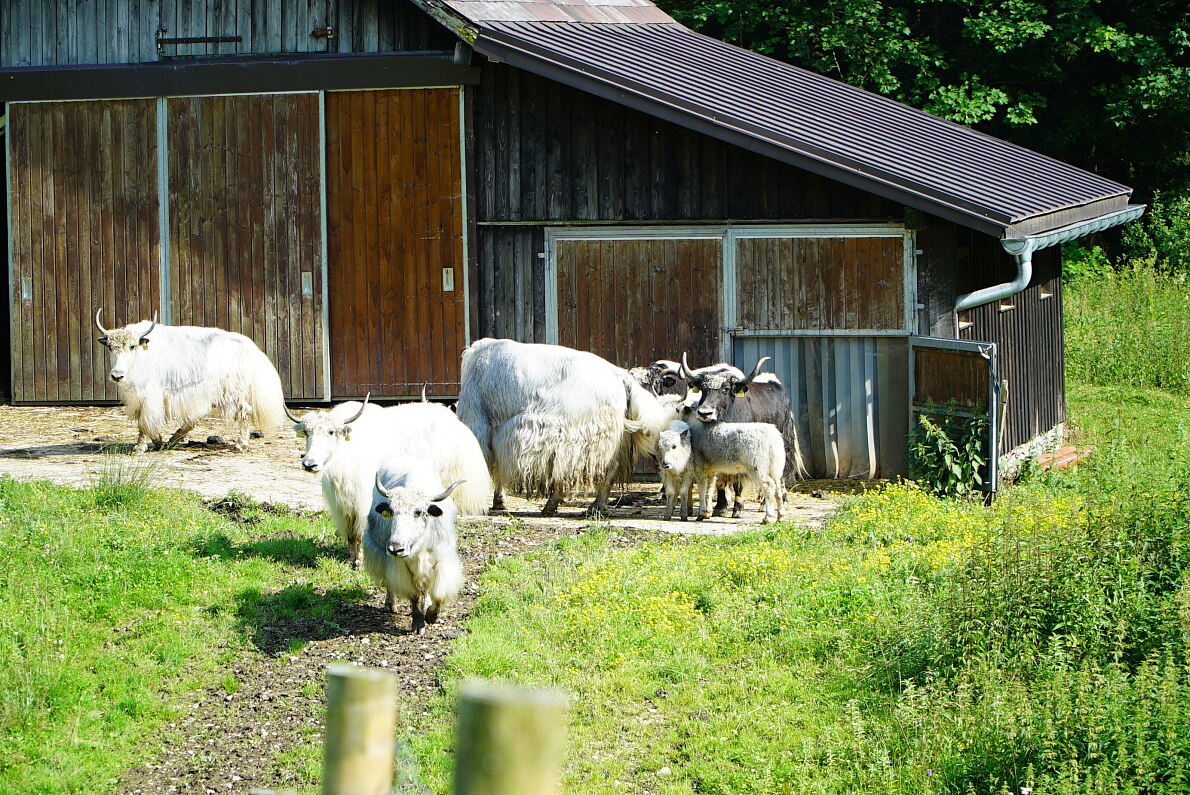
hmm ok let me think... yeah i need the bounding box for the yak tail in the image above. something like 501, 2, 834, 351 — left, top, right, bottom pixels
782, 410, 808, 484
248, 350, 288, 433
441, 446, 493, 517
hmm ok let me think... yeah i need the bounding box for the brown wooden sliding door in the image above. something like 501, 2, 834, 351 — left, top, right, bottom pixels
325, 88, 466, 398
167, 93, 327, 400
7, 99, 161, 402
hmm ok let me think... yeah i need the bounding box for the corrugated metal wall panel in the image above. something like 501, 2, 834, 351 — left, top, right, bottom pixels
325, 88, 466, 398
733, 336, 908, 478
167, 93, 326, 400
8, 99, 160, 402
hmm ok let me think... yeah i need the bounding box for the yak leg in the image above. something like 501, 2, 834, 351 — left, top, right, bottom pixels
410, 600, 427, 635
731, 478, 745, 518
679, 475, 693, 522
584, 470, 616, 518
543, 484, 568, 517
491, 484, 507, 512
165, 422, 197, 448
133, 393, 167, 454
385, 590, 399, 613
697, 477, 713, 521
712, 483, 730, 517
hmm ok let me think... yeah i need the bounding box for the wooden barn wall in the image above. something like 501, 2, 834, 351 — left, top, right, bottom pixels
8, 99, 160, 402
167, 93, 325, 401
472, 63, 904, 342
0, 0, 455, 67
959, 237, 1064, 452
325, 88, 465, 398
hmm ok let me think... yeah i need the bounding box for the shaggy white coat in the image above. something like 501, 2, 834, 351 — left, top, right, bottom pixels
295, 400, 490, 568
364, 458, 464, 634
683, 419, 786, 523
457, 338, 676, 513
100, 320, 286, 453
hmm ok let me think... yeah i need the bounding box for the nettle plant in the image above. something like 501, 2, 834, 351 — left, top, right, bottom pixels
907, 403, 989, 498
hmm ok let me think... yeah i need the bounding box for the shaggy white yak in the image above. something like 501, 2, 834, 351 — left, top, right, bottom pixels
94, 309, 286, 453
289, 396, 491, 568
366, 459, 466, 634
456, 338, 678, 516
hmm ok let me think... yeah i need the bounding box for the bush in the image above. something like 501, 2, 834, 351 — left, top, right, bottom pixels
907, 408, 989, 498
1122, 191, 1190, 275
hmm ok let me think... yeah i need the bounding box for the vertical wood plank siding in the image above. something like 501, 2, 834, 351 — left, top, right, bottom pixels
325, 88, 465, 398
959, 237, 1064, 452
556, 238, 721, 368
8, 99, 159, 402
735, 237, 904, 331
167, 93, 325, 400
1, 0, 456, 66
913, 348, 990, 408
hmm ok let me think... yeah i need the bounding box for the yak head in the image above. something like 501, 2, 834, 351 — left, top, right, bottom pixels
373, 473, 464, 558
94, 308, 157, 384
287, 394, 370, 473
629, 360, 687, 398
680, 353, 771, 424
657, 420, 692, 474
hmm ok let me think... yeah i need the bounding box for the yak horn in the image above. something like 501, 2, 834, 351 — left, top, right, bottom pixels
421, 383, 429, 403
375, 470, 394, 500
679, 352, 697, 381
343, 392, 370, 425
283, 403, 302, 424
742, 356, 772, 386
94, 308, 109, 335
429, 480, 466, 503
141, 312, 158, 339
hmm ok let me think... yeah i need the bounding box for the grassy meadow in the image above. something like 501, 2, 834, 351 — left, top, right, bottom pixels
3, 261, 1190, 793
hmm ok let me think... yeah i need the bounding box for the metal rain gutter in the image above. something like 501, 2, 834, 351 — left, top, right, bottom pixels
956, 204, 1147, 312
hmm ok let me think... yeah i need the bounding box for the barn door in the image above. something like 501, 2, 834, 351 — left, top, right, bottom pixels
550, 234, 722, 369
727, 229, 912, 478
7, 99, 161, 402
910, 336, 1001, 492
325, 88, 466, 398
166, 93, 327, 400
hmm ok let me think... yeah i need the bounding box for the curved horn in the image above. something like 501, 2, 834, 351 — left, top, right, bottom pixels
428, 479, 466, 503
343, 392, 370, 425
742, 356, 772, 386
375, 470, 394, 500
140, 312, 158, 339
421, 383, 429, 403
284, 403, 302, 424
680, 352, 696, 381
94, 308, 109, 335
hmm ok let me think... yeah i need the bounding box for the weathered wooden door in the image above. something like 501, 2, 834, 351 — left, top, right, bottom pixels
167, 93, 327, 400
7, 99, 161, 402
553, 235, 722, 369
325, 88, 466, 398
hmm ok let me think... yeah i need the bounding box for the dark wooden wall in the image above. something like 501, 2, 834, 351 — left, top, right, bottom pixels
959, 237, 1064, 452
471, 63, 904, 343
167, 93, 326, 400
7, 99, 161, 402
1, 0, 456, 67
326, 88, 465, 398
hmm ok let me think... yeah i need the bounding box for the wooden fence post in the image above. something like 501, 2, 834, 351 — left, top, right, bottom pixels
454, 680, 567, 795
321, 662, 398, 795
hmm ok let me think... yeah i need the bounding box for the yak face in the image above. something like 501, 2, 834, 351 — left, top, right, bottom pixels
657, 421, 691, 473
291, 397, 370, 473
374, 477, 464, 558
95, 314, 156, 383
630, 360, 687, 398
681, 355, 772, 424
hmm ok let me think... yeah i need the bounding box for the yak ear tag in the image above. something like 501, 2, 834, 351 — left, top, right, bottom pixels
343, 427, 352, 441
734, 387, 747, 397
139, 338, 150, 350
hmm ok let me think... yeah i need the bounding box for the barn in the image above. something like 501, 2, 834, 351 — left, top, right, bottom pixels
1, 0, 1142, 485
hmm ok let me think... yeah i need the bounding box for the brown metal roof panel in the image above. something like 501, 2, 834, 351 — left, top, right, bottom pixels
441, 0, 675, 24
480, 21, 1129, 225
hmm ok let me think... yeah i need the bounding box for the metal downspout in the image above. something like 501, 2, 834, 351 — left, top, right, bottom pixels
955, 238, 1035, 312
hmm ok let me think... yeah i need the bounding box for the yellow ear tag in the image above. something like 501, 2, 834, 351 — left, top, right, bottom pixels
140, 340, 150, 350
381, 508, 393, 520
689, 386, 700, 393
734, 388, 747, 397
343, 428, 351, 441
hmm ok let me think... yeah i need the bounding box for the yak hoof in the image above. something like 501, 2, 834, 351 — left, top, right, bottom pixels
491, 496, 506, 511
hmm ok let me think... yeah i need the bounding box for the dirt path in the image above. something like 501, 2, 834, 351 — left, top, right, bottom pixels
0, 404, 840, 793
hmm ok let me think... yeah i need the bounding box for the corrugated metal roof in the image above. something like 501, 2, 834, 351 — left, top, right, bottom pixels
442, 0, 674, 25
470, 21, 1130, 235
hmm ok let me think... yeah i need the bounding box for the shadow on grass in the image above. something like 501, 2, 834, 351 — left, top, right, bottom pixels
234, 582, 384, 655
191, 531, 350, 568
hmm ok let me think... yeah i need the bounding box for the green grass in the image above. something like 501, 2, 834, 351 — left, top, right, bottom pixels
0, 472, 359, 793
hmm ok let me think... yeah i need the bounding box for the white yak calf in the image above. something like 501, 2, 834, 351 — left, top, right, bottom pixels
681, 418, 786, 524
94, 309, 286, 453
657, 420, 695, 521
366, 461, 466, 634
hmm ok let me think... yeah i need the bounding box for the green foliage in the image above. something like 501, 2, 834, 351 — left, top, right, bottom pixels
1064, 262, 1190, 394
907, 407, 989, 497
1121, 191, 1190, 274
0, 477, 349, 793
658, 0, 1190, 198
